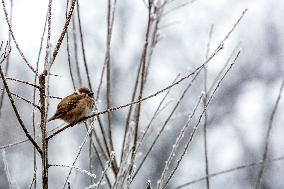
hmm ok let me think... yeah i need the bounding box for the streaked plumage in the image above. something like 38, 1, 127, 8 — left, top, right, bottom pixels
48, 87, 95, 123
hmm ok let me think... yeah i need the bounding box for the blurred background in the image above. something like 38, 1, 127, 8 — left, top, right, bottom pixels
0, 0, 284, 188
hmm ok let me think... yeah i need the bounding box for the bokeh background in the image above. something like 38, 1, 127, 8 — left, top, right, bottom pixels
0, 0, 284, 188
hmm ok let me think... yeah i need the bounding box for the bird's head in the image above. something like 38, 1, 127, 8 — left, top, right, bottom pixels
78, 87, 94, 97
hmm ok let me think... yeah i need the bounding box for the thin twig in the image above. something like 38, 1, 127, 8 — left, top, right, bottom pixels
0, 123, 66, 149
208, 42, 241, 94
157, 93, 204, 189
62, 125, 94, 188
0, 65, 43, 156
0, 1, 12, 119
72, 13, 83, 86
131, 0, 154, 172
0, 42, 11, 118
203, 24, 214, 189
0, 88, 40, 109
133, 68, 201, 179
161, 50, 241, 189
51, 0, 77, 66
2, 149, 13, 189
174, 155, 284, 189
255, 78, 284, 189
120, 56, 142, 163
104, 0, 119, 175
84, 124, 112, 188
28, 169, 37, 189
95, 58, 112, 165
66, 23, 76, 89
94, 152, 115, 189
65, 0, 76, 91
76, 0, 92, 90
135, 74, 180, 155
1, 0, 36, 73
4, 0, 12, 74
44, 0, 52, 71
32, 10, 48, 188
46, 95, 62, 99
47, 9, 247, 141
50, 164, 96, 179
5, 77, 40, 89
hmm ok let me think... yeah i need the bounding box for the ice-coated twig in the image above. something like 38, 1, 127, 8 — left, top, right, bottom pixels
62, 125, 94, 188
174, 155, 284, 189
135, 74, 180, 155
51, 0, 77, 66
1, 0, 36, 73
202, 24, 214, 189
84, 152, 115, 189
76, 0, 92, 90
2, 149, 13, 189
5, 77, 40, 89
208, 42, 241, 94
0, 123, 63, 150
65, 0, 76, 91
0, 88, 40, 109
0, 65, 43, 156
28, 168, 37, 189
255, 78, 284, 189
161, 50, 241, 189
157, 93, 204, 189
47, 9, 247, 141
50, 164, 97, 179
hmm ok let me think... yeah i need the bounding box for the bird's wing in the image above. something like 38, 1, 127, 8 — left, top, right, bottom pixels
52, 94, 85, 118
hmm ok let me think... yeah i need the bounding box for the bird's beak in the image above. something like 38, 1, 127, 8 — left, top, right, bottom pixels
88, 92, 94, 97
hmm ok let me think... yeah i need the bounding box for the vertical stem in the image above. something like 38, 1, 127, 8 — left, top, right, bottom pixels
203, 24, 213, 189
76, 0, 93, 90
32, 8, 49, 189
0, 0, 12, 118
132, 0, 152, 161
120, 61, 142, 162
104, 0, 119, 175
255, 79, 284, 189
39, 73, 48, 189
72, 14, 82, 86
66, 0, 76, 91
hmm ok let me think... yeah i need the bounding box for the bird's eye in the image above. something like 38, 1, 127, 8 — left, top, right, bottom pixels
88, 92, 94, 97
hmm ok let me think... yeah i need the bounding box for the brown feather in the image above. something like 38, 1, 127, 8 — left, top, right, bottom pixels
48, 93, 84, 121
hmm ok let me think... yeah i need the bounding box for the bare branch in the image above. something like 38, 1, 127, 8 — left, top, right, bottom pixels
50, 164, 96, 179
2, 149, 13, 189
51, 0, 77, 66
104, 0, 119, 175
0, 88, 40, 109
47, 9, 247, 141
161, 50, 241, 189
65, 0, 76, 90
62, 125, 94, 188
0, 65, 42, 156
1, 0, 36, 73
202, 24, 214, 189
174, 155, 284, 189
255, 78, 284, 189
5, 77, 40, 89
157, 93, 204, 189
76, 0, 93, 90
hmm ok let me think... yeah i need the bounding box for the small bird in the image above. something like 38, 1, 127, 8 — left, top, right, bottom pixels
48, 87, 95, 123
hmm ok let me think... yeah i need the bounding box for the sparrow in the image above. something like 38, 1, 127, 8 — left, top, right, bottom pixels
48, 87, 95, 123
